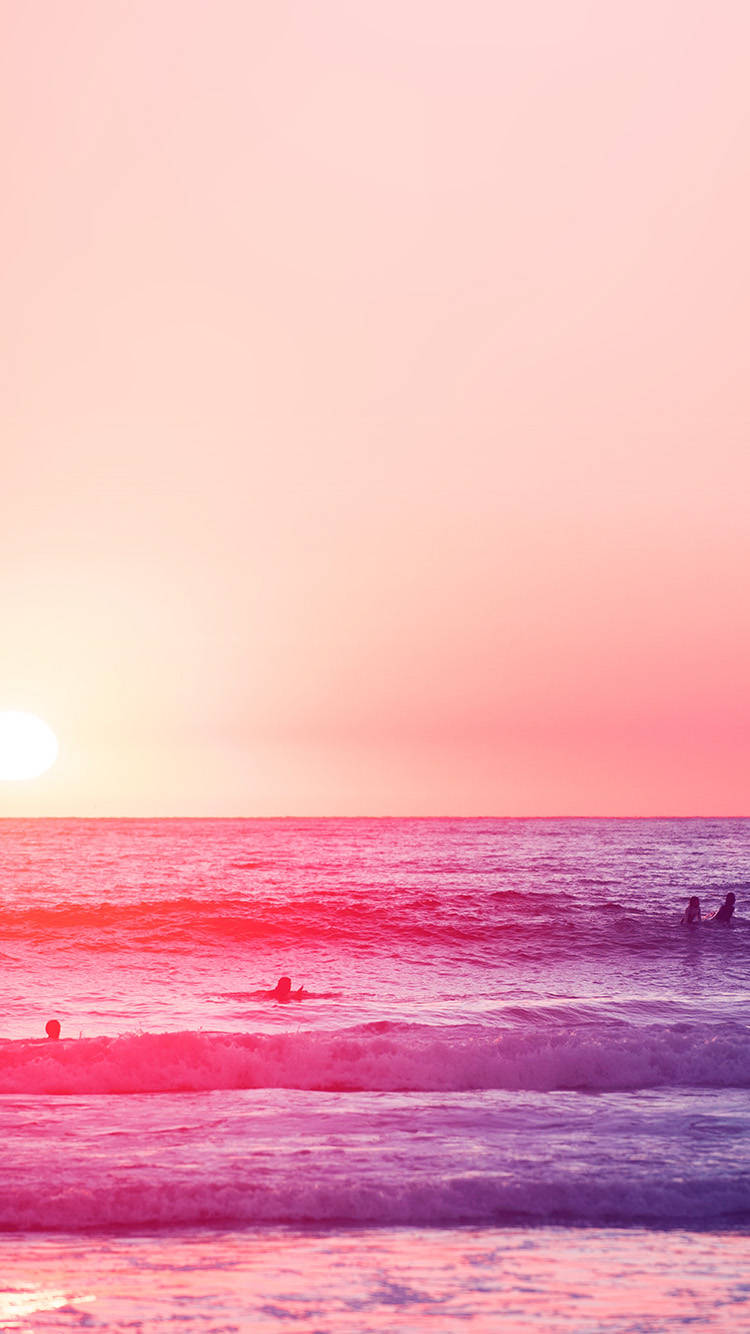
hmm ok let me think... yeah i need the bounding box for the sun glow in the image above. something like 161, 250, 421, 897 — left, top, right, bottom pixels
0, 711, 59, 781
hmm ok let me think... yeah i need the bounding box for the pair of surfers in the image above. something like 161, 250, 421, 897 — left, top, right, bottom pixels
682, 892, 735, 925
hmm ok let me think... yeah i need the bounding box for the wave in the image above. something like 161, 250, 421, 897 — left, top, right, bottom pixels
1, 1020, 748, 1095
1, 1168, 747, 1231
0, 897, 601, 952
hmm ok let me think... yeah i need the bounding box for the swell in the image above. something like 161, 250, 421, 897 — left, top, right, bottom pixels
0, 896, 585, 950
2, 1020, 748, 1095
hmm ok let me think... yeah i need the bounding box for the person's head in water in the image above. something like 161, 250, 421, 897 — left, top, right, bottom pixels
273, 976, 292, 998
714, 891, 736, 924
682, 895, 701, 924
45, 1019, 61, 1040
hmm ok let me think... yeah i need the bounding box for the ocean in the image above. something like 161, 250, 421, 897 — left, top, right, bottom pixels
0, 817, 748, 1330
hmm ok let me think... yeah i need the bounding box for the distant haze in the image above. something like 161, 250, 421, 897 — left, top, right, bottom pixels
2, 1, 749, 814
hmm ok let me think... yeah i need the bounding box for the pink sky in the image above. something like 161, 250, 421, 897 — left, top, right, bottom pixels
2, 1, 749, 815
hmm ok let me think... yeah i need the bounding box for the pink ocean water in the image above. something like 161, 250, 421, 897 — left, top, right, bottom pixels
1, 817, 748, 1329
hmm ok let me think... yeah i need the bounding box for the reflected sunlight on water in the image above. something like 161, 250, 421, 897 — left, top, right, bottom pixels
0, 1285, 94, 1329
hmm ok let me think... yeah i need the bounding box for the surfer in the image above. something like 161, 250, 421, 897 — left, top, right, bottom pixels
45, 1019, 61, 1040
682, 896, 701, 925
712, 892, 736, 924
269, 976, 305, 1001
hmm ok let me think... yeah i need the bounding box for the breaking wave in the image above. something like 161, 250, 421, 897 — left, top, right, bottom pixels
2, 1020, 748, 1095
1, 1170, 747, 1231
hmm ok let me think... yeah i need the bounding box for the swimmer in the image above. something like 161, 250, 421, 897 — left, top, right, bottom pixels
269, 976, 305, 1001
45, 1019, 61, 1040
713, 892, 736, 925
682, 896, 701, 925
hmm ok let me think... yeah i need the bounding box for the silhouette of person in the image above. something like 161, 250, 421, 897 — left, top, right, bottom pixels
269, 976, 304, 1001
682, 896, 701, 925
714, 892, 736, 924
45, 1019, 61, 1040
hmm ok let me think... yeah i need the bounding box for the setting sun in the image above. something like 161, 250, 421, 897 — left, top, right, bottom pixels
0, 711, 59, 781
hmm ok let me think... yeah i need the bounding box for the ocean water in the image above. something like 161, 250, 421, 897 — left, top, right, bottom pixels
0, 816, 748, 1330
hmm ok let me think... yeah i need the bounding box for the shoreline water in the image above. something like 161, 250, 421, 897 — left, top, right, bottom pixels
2, 1225, 749, 1331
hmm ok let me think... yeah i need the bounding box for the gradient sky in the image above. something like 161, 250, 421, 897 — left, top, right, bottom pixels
2, 1, 749, 815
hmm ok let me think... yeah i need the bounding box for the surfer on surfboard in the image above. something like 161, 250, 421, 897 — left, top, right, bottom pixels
269, 976, 305, 1001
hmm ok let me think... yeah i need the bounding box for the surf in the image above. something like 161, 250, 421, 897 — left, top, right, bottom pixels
2, 1019, 749, 1095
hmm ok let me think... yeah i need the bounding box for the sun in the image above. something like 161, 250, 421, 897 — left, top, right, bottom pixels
0, 711, 59, 781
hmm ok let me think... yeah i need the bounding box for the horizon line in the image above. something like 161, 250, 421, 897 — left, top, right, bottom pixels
1, 813, 749, 822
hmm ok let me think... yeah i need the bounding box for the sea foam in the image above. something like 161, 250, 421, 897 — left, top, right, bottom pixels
2, 1021, 748, 1095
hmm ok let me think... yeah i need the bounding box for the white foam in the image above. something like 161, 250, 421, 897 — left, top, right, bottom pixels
1, 1021, 748, 1095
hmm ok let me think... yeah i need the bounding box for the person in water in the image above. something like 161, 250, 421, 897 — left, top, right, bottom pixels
713, 892, 736, 924
682, 896, 701, 925
269, 976, 305, 1001
45, 1019, 61, 1040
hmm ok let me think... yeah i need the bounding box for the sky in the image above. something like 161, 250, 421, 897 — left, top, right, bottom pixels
2, 0, 749, 816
